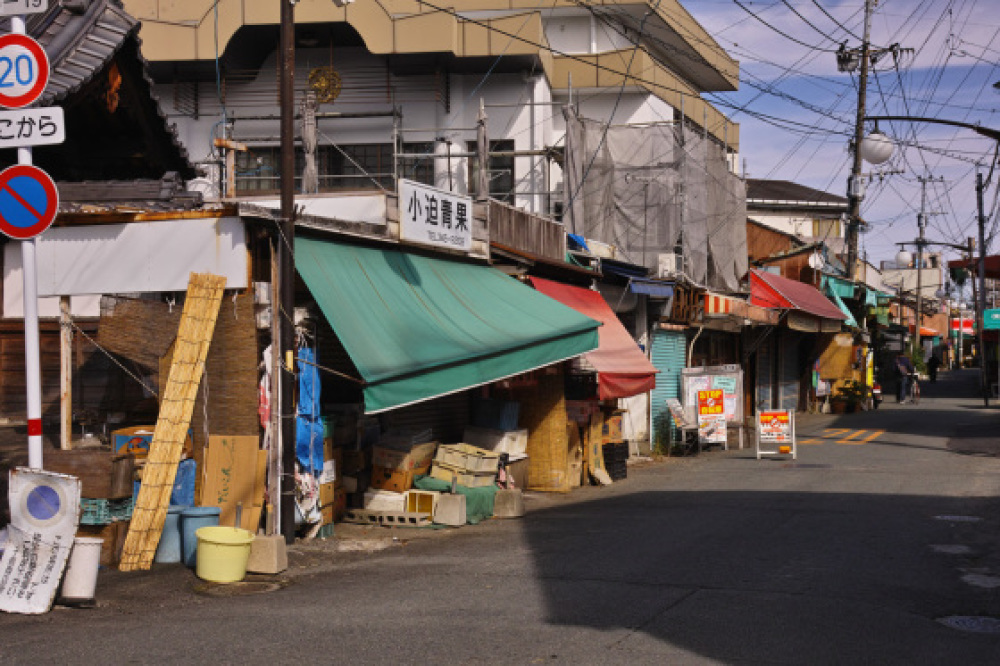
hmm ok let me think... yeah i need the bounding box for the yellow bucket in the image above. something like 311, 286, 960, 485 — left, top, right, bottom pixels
194, 526, 255, 583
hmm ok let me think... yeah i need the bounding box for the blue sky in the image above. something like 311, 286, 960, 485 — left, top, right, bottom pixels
683, 0, 1000, 271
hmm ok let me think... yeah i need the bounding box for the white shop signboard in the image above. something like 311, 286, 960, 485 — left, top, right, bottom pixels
398, 178, 472, 252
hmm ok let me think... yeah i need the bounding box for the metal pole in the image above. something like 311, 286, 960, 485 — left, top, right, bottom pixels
846, 0, 873, 280
914, 179, 927, 358
11, 16, 42, 469
279, 0, 297, 544
976, 171, 989, 406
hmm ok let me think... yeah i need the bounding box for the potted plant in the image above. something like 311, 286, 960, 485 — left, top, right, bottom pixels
833, 380, 869, 413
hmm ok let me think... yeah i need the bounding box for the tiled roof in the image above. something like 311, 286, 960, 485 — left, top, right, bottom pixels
747, 179, 848, 206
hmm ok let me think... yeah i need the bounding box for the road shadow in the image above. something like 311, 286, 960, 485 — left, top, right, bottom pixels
523, 488, 1000, 663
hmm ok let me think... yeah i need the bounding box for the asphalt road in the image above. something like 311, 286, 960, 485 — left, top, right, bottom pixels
3, 369, 1000, 664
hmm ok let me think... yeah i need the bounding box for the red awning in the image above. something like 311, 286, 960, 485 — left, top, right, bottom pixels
749, 269, 847, 321
530, 277, 658, 399
908, 325, 939, 337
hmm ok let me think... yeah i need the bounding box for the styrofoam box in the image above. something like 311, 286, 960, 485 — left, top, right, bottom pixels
435, 443, 500, 473
362, 489, 406, 513
462, 427, 528, 456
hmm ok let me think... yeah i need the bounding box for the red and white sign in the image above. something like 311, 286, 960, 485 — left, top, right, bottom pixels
758, 410, 792, 443
950, 318, 975, 335
0, 33, 49, 109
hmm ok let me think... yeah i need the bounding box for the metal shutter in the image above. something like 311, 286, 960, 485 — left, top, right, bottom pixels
650, 329, 686, 451
778, 330, 800, 411
756, 337, 774, 411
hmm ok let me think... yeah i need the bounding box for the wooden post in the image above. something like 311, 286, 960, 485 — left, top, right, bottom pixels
213, 137, 248, 198
59, 295, 72, 450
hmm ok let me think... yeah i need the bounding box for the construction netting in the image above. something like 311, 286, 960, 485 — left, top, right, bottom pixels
562, 109, 748, 292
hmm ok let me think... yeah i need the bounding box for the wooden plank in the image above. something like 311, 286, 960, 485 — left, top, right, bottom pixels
119, 273, 227, 571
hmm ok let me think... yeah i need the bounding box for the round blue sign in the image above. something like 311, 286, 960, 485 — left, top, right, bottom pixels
25, 484, 60, 521
0, 164, 59, 239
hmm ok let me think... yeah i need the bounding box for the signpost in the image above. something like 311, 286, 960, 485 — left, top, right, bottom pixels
756, 410, 797, 460
0, 16, 61, 473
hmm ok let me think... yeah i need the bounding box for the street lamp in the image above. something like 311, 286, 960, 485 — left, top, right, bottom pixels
864, 114, 998, 406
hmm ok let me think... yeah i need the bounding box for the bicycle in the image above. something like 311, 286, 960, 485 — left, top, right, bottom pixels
908, 372, 920, 405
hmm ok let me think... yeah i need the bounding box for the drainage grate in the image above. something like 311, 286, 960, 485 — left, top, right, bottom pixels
193, 576, 291, 597
938, 616, 1000, 634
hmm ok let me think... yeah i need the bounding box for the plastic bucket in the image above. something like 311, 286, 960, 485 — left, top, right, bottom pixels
194, 526, 255, 583
180, 506, 221, 568
154, 505, 187, 564
59, 537, 103, 601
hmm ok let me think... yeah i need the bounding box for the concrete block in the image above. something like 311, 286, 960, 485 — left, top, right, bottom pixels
246, 534, 288, 574
493, 488, 524, 518
433, 493, 466, 526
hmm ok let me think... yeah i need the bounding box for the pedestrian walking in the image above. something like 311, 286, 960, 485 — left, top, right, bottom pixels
927, 355, 941, 383
895, 352, 915, 403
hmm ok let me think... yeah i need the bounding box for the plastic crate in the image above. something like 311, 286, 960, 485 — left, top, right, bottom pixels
80, 498, 112, 525
80, 497, 135, 525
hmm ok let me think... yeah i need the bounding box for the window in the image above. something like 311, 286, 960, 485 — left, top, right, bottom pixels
399, 142, 435, 187
467, 139, 514, 203
812, 218, 842, 240
235, 143, 394, 194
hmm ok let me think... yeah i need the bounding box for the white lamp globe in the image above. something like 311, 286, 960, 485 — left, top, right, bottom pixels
896, 249, 913, 267
808, 251, 824, 269
860, 131, 894, 165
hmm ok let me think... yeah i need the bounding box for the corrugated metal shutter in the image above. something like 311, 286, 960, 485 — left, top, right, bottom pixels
650, 329, 686, 450
756, 337, 774, 411
779, 331, 800, 411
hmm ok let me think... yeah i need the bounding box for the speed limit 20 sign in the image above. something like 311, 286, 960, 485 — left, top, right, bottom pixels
0, 33, 49, 109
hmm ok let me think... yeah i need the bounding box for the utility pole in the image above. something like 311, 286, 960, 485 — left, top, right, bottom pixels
976, 171, 989, 406
914, 178, 926, 356
279, 0, 297, 544
845, 0, 873, 280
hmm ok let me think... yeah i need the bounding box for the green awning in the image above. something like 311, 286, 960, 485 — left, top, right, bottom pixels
823, 282, 858, 327
296, 236, 600, 413
822, 275, 856, 300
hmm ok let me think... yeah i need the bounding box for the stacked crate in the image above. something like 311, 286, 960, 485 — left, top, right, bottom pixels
430, 443, 500, 488
602, 443, 628, 481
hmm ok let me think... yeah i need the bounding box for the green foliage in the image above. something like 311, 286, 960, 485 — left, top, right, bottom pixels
834, 380, 869, 406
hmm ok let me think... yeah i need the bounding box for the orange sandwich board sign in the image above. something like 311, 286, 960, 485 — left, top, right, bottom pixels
756, 410, 796, 460
697, 389, 727, 446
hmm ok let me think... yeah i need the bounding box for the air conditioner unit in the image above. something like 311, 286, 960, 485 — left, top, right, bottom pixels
658, 253, 683, 278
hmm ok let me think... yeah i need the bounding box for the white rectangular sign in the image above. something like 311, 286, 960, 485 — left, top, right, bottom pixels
0, 0, 49, 16
0, 468, 81, 614
399, 178, 473, 252
0, 107, 64, 148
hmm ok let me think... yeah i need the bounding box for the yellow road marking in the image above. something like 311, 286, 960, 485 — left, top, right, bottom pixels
860, 429, 884, 443
823, 428, 850, 441
798, 438, 820, 445
838, 430, 868, 444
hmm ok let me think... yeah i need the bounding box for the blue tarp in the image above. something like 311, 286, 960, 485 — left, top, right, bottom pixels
296, 347, 324, 476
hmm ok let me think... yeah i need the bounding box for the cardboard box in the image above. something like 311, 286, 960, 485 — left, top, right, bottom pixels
320, 485, 347, 524
369, 459, 432, 493
202, 435, 267, 532
372, 441, 437, 472
602, 411, 625, 444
